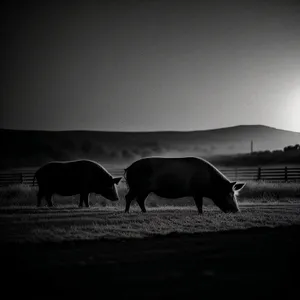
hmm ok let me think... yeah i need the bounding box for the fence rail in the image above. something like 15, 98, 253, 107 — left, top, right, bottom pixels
0, 166, 300, 187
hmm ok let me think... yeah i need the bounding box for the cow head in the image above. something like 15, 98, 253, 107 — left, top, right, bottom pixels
212, 181, 245, 213
100, 176, 123, 202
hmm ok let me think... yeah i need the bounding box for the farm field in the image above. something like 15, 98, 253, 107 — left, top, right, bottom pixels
1, 203, 300, 299
1, 204, 300, 243
1, 181, 300, 299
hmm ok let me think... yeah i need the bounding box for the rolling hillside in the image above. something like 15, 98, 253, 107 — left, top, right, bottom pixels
1, 125, 300, 170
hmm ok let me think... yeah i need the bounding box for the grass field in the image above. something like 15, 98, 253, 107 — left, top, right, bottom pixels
1, 180, 300, 207
1, 204, 300, 243
1, 181, 300, 299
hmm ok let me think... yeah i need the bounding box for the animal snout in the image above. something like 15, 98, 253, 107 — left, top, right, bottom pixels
111, 195, 119, 202
223, 206, 240, 213
229, 207, 240, 213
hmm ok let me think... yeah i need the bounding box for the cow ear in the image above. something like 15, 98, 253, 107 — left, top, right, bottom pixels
113, 177, 122, 185
232, 182, 246, 191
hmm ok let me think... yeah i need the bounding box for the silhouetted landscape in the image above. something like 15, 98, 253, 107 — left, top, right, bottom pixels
1, 125, 300, 170
2, 0, 300, 297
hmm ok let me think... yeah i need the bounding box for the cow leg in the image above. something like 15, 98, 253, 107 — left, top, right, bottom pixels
84, 194, 90, 208
79, 193, 89, 208
37, 190, 43, 207
136, 193, 148, 213
46, 194, 53, 207
125, 190, 136, 213
193, 195, 203, 214
79, 196, 83, 208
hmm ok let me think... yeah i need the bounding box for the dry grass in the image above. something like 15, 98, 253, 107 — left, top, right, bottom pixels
238, 180, 300, 202
1, 204, 299, 243
0, 180, 299, 208
1, 180, 300, 244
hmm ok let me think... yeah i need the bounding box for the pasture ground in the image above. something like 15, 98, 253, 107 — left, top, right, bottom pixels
1, 202, 300, 299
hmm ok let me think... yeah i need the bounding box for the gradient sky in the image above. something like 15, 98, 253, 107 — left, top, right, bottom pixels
1, 0, 300, 132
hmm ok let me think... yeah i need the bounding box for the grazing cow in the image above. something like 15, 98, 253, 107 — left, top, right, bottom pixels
124, 156, 245, 213
33, 159, 122, 207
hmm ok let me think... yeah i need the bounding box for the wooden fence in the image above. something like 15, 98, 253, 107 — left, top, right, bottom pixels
0, 166, 300, 187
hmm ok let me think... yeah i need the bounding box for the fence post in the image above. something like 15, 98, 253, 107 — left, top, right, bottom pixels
20, 173, 23, 184
257, 167, 261, 181
235, 168, 238, 181
284, 166, 288, 182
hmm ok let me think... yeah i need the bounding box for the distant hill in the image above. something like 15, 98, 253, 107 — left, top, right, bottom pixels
1, 125, 300, 170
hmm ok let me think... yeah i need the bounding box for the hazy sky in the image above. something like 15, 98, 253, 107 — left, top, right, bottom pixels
1, 0, 300, 132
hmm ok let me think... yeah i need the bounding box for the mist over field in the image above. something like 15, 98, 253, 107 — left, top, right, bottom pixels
1, 125, 300, 170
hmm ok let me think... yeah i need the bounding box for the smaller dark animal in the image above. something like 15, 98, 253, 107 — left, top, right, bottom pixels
33, 159, 122, 207
124, 156, 245, 214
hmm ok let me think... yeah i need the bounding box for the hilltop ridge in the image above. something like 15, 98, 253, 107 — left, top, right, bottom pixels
1, 125, 299, 169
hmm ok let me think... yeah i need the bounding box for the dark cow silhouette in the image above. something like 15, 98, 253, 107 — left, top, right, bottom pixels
33, 159, 122, 207
124, 156, 245, 213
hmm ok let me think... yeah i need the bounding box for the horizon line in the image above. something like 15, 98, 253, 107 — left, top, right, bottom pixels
0, 124, 299, 134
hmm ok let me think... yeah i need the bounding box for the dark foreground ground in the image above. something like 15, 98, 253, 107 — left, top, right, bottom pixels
2, 224, 300, 299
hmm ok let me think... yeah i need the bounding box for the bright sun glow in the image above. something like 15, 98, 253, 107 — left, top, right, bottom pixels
287, 87, 300, 132
273, 86, 300, 133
